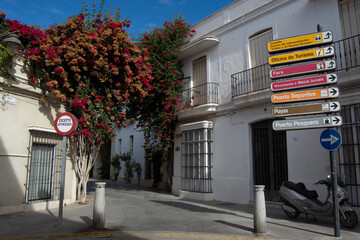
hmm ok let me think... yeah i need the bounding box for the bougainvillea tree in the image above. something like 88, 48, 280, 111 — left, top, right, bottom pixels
133, 15, 194, 164
3, 12, 152, 202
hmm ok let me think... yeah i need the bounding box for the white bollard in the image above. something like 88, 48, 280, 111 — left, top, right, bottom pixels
93, 182, 106, 229
254, 185, 267, 234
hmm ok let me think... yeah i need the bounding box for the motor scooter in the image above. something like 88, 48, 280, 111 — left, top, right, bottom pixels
279, 175, 358, 229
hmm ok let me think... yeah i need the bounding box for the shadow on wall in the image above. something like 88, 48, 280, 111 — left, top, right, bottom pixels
0, 136, 26, 213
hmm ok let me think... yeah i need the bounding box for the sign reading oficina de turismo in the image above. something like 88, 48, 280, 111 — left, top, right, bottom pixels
54, 112, 78, 136
269, 46, 334, 66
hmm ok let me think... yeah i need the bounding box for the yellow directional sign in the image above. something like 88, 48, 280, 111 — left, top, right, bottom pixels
269, 47, 334, 66
268, 31, 333, 53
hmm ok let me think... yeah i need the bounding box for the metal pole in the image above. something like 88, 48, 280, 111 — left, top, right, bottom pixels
254, 185, 267, 234
58, 136, 67, 225
93, 182, 106, 229
330, 150, 341, 237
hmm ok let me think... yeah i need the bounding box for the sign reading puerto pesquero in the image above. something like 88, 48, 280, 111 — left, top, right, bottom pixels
54, 112, 78, 136
269, 47, 334, 66
270, 60, 336, 79
271, 74, 337, 91
273, 116, 342, 131
268, 31, 332, 53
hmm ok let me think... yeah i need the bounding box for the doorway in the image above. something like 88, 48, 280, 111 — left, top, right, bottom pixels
252, 119, 288, 201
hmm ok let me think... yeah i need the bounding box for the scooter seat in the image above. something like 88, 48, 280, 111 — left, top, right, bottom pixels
284, 181, 318, 199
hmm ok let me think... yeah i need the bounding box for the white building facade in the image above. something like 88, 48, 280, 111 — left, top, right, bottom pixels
172, 0, 360, 207
0, 56, 77, 214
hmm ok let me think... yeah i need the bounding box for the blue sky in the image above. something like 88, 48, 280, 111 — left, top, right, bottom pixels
1, 0, 235, 37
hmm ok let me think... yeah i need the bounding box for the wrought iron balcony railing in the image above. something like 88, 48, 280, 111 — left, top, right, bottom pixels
334, 34, 360, 72
231, 34, 360, 99
181, 82, 219, 108
231, 64, 271, 98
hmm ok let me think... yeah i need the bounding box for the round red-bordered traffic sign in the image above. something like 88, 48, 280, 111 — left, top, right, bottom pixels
54, 112, 78, 136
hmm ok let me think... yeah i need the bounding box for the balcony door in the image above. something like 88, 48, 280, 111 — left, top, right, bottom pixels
338, 0, 360, 69
192, 57, 207, 105
339, 0, 360, 38
249, 29, 272, 91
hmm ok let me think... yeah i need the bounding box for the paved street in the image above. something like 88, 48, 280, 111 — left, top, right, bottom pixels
0, 179, 359, 240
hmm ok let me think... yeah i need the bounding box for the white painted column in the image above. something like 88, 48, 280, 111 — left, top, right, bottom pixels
254, 185, 267, 234
93, 182, 106, 229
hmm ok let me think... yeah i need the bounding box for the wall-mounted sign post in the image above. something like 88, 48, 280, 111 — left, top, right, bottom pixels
54, 112, 77, 225
269, 30, 341, 237
320, 129, 342, 237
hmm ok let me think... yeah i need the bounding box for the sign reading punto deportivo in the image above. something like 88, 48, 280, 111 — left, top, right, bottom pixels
54, 112, 78, 136
268, 31, 332, 53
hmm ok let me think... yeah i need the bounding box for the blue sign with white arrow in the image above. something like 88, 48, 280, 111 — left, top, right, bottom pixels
320, 129, 342, 151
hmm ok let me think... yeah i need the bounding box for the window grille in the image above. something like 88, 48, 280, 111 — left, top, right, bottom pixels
181, 128, 213, 193
26, 130, 63, 202
338, 103, 360, 206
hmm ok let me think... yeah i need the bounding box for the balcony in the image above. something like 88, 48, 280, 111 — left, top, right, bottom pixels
231, 34, 360, 99
181, 82, 219, 108
231, 64, 271, 98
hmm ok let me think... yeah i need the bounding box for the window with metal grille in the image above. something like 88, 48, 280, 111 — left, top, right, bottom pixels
181, 127, 213, 193
26, 130, 63, 202
338, 104, 360, 206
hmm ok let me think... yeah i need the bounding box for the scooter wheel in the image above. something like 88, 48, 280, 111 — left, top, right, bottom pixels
340, 211, 358, 229
284, 205, 300, 218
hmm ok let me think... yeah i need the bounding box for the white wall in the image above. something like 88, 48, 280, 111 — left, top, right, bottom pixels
175, 0, 349, 204
113, 123, 146, 180
0, 57, 76, 214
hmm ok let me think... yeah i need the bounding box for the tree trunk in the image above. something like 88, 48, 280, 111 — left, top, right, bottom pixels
70, 136, 99, 203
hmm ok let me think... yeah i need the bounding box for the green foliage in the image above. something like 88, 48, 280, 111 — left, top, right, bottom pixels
110, 152, 121, 180
0, 44, 12, 77
80, 0, 122, 31
119, 152, 133, 182
132, 162, 142, 184
133, 14, 194, 153
111, 153, 122, 170
0, 12, 12, 77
